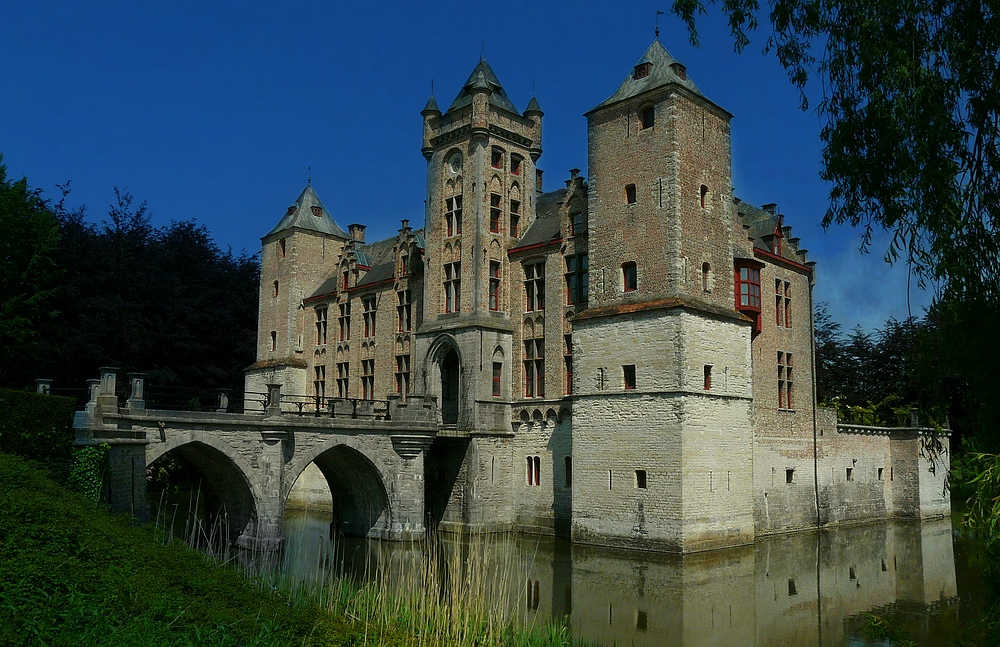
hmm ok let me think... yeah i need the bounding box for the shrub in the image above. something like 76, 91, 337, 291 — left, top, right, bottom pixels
0, 388, 76, 478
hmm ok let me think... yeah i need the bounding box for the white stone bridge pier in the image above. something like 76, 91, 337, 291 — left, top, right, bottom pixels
73, 369, 439, 547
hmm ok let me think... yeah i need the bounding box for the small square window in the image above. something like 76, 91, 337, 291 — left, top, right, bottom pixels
846, 467, 854, 482
640, 105, 654, 129
635, 469, 647, 489
634, 63, 651, 80
625, 183, 637, 205
623, 365, 636, 390
788, 579, 797, 596
786, 469, 794, 484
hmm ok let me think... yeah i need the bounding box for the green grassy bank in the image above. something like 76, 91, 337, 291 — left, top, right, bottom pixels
0, 452, 410, 647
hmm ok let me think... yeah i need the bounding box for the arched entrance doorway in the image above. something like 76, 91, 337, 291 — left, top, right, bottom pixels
440, 347, 460, 425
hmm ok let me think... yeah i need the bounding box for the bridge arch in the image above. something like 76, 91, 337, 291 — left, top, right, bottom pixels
146, 435, 262, 545
284, 439, 392, 538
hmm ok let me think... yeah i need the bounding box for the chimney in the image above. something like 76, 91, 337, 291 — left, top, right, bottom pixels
762, 203, 778, 215
348, 223, 366, 244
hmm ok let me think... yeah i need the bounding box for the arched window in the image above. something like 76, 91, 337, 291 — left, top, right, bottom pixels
700, 185, 709, 209
702, 263, 711, 292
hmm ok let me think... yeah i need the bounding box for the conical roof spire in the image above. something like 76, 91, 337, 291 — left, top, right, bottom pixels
588, 39, 707, 114
446, 57, 519, 115
264, 184, 348, 239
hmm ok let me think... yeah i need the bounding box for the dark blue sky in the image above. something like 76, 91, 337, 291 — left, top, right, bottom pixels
1, 1, 933, 331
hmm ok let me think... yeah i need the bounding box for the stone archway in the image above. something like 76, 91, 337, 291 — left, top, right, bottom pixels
146, 440, 259, 546
284, 443, 392, 538
425, 336, 462, 426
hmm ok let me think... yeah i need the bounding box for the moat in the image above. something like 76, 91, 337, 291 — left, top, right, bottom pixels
280, 509, 979, 646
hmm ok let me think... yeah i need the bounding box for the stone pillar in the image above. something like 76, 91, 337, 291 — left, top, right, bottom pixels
246, 429, 289, 549
105, 442, 150, 521
388, 436, 433, 540
126, 373, 146, 411
216, 389, 230, 413
97, 367, 119, 410
35, 379, 52, 395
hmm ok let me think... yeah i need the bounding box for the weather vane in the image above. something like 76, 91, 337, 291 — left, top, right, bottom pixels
307, 166, 311, 185
656, 10, 664, 39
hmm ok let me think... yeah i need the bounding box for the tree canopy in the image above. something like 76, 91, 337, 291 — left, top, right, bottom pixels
672, 0, 1000, 299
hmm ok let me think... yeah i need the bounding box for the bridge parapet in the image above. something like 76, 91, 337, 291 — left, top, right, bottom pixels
72, 370, 441, 547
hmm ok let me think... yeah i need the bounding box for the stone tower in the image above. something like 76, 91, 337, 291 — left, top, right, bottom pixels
570, 39, 755, 552
413, 57, 543, 432
245, 185, 349, 407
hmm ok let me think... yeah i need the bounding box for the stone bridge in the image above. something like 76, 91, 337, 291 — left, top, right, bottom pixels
73, 369, 438, 546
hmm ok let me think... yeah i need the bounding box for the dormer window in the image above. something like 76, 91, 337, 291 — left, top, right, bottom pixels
634, 63, 651, 80
671, 62, 687, 80
311, 206, 322, 217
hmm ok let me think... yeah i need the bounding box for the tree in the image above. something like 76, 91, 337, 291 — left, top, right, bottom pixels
0, 156, 61, 383
672, 0, 1000, 299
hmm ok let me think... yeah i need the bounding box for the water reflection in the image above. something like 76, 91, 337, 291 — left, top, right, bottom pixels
283, 511, 966, 646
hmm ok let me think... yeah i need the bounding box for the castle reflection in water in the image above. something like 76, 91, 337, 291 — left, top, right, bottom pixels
283, 512, 960, 646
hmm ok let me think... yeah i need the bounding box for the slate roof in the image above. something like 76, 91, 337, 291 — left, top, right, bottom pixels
264, 185, 349, 239
736, 199, 804, 265
308, 228, 426, 297
512, 188, 567, 249
446, 57, 521, 116
590, 39, 706, 113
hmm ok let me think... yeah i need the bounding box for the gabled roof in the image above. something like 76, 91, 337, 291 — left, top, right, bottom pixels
736, 199, 806, 266
589, 39, 706, 113
264, 184, 348, 239
446, 57, 520, 116
511, 188, 567, 250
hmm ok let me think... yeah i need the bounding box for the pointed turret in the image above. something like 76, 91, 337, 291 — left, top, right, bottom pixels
264, 184, 348, 240
421, 93, 441, 116
588, 39, 706, 114
446, 57, 520, 115
524, 95, 542, 116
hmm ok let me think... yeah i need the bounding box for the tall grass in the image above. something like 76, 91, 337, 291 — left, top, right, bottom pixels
165, 498, 591, 646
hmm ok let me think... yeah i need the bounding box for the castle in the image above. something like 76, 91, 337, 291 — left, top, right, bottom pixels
245, 39, 950, 552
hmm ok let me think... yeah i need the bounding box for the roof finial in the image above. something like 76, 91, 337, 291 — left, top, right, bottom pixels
655, 10, 664, 39
481, 39, 485, 60
430, 78, 434, 95
307, 166, 311, 185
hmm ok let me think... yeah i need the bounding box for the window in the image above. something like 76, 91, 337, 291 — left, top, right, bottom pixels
395, 354, 410, 397
489, 261, 501, 311
775, 279, 791, 327
623, 364, 636, 390
490, 193, 502, 233
444, 262, 461, 313
564, 334, 573, 395
362, 295, 376, 338
565, 456, 572, 488
314, 365, 326, 401
700, 185, 709, 209
445, 195, 463, 236
625, 183, 637, 204
736, 266, 762, 309
336, 362, 349, 398
634, 62, 651, 79
311, 205, 322, 217
492, 362, 502, 397
702, 263, 711, 292
270, 331, 276, 351
878, 467, 884, 481
524, 338, 544, 397
397, 289, 411, 332
338, 302, 351, 341
671, 62, 687, 80
565, 253, 589, 305
622, 262, 637, 292
510, 199, 521, 237
635, 470, 647, 489
640, 105, 654, 129
399, 252, 409, 276
704, 365, 712, 390
570, 211, 585, 236
278, 238, 286, 258
315, 307, 328, 345
362, 359, 374, 400
778, 351, 793, 409
786, 469, 794, 484
526, 455, 541, 486
788, 579, 797, 596
511, 156, 522, 175
846, 467, 854, 482
524, 262, 545, 311
491, 148, 504, 169
272, 280, 279, 297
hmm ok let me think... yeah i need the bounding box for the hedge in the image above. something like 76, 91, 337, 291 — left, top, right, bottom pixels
0, 388, 76, 478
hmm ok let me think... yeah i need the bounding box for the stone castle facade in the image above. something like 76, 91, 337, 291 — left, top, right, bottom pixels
245, 40, 950, 552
